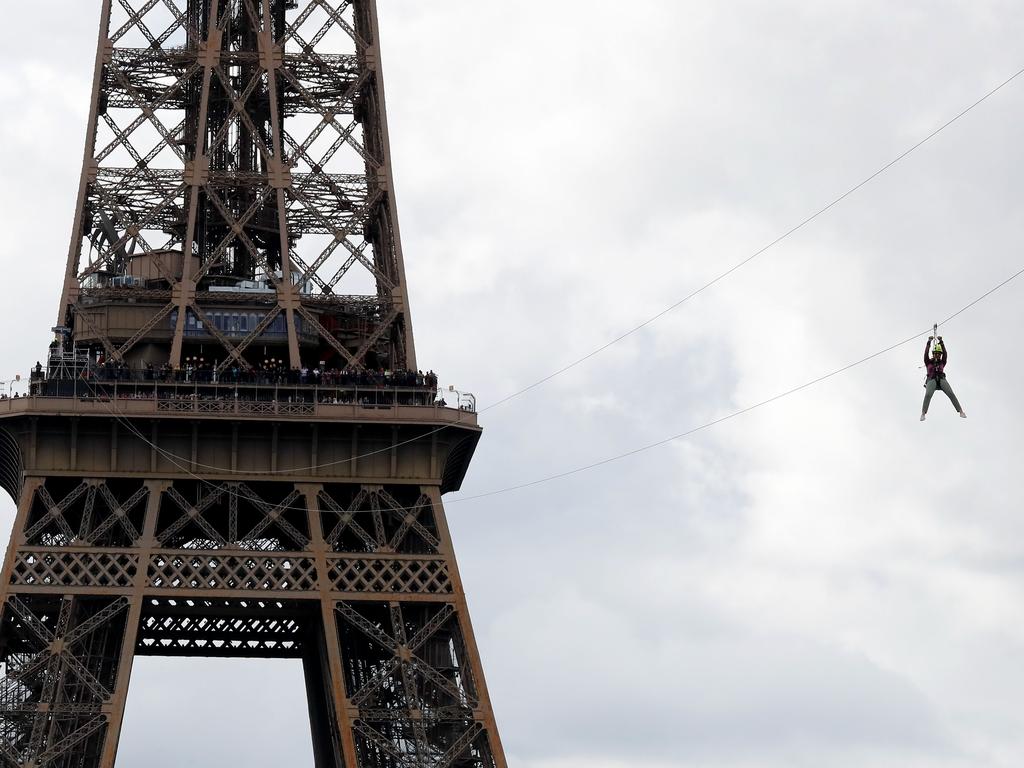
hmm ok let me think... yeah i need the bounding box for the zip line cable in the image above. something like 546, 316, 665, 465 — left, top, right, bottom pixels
450, 264, 1024, 503
480, 64, 1024, 413
74, 61, 1024, 480
449, 267, 1024, 504
84, 262, 1024, 515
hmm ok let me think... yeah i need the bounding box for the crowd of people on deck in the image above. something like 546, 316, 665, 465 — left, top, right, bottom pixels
153, 391, 432, 407
24, 357, 467, 409
80, 357, 440, 390
21, 351, 480, 411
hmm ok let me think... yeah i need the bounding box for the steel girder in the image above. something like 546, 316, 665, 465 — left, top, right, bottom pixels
60, 0, 416, 372
0, 475, 505, 767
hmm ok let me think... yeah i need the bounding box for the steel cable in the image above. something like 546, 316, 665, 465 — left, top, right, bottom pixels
68, 61, 1024, 479
82, 262, 1024, 513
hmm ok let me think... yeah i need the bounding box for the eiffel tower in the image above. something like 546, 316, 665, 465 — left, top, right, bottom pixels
0, 2, 505, 766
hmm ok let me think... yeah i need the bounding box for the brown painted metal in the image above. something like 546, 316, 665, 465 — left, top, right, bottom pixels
0, 2, 504, 767
59, 0, 415, 374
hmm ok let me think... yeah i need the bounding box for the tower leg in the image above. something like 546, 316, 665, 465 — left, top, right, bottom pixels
96, 599, 143, 768
429, 489, 509, 768
97, 481, 162, 767
305, 485, 360, 768
303, 610, 354, 768
0, 594, 133, 768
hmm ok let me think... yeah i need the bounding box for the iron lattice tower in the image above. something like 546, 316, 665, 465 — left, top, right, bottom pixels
0, 2, 506, 766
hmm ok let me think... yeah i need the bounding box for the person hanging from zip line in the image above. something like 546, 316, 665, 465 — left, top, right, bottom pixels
920, 334, 966, 421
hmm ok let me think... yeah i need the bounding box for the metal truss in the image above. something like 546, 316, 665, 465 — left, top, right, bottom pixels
319, 487, 442, 555
9, 2, 503, 765
0, 595, 130, 768
61, 0, 416, 372
0, 477, 504, 767
338, 601, 496, 768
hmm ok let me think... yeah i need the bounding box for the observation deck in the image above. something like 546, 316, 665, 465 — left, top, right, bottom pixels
0, 387, 478, 428
0, 377, 481, 505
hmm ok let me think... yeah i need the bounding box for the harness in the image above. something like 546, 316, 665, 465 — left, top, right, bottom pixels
925, 323, 946, 382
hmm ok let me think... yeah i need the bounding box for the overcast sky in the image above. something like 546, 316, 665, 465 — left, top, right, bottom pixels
2, 1, 1024, 766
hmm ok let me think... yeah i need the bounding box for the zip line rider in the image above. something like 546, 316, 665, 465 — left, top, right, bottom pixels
921, 335, 966, 421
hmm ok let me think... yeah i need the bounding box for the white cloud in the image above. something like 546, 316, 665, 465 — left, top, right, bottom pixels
1, 1, 1024, 766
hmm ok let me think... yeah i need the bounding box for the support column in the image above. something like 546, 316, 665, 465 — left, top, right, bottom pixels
426, 487, 508, 767
302, 628, 339, 768
170, 2, 221, 369
98, 480, 166, 768
57, 0, 112, 325
301, 483, 360, 768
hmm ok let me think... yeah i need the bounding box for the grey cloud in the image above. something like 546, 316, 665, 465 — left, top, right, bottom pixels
1, 2, 1024, 767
